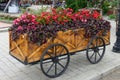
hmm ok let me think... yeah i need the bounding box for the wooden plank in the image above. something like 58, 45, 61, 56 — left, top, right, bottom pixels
9, 29, 110, 64
10, 40, 24, 51
28, 47, 41, 59
13, 41, 25, 59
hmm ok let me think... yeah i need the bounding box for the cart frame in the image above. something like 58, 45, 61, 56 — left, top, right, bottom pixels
9, 29, 110, 78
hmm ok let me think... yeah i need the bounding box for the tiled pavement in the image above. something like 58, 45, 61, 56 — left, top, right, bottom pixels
0, 22, 12, 28
0, 22, 12, 32
100, 68, 120, 80
0, 20, 120, 80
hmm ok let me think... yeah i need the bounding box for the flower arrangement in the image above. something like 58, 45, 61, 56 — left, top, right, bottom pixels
10, 8, 111, 45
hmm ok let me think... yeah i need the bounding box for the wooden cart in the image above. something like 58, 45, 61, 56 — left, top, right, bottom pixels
9, 28, 110, 78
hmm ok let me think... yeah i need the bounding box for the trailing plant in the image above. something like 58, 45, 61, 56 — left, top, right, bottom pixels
10, 8, 111, 45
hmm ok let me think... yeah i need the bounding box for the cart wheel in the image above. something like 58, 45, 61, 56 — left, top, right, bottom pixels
40, 44, 70, 78
86, 36, 105, 64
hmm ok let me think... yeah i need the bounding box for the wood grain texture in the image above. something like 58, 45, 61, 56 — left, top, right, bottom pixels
9, 28, 110, 64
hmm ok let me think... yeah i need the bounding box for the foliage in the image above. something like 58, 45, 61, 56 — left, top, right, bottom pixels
108, 14, 116, 20
87, 0, 100, 8
0, 0, 8, 2
109, 0, 118, 8
0, 17, 13, 23
28, 7, 48, 15
10, 8, 111, 45
0, 14, 17, 22
65, 0, 118, 14
65, 0, 87, 12
101, 0, 110, 14
101, 0, 119, 14
20, 8, 26, 13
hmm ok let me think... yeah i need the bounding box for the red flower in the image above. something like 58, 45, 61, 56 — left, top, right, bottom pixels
85, 13, 90, 18
64, 20, 68, 23
67, 8, 73, 13
52, 8, 57, 13
52, 15, 58, 20
92, 11, 100, 19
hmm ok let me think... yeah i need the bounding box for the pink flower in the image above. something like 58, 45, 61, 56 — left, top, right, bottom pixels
14, 18, 20, 25
16, 18, 20, 22
23, 19, 27, 22
31, 26, 36, 30
74, 14, 79, 17
81, 19, 87, 23
32, 15, 36, 19
14, 20, 18, 25
21, 15, 26, 19
17, 26, 23, 31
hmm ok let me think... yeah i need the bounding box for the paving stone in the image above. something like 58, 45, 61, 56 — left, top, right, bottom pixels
5, 71, 16, 78
0, 76, 12, 80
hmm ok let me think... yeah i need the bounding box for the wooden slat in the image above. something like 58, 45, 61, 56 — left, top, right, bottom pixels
9, 29, 110, 63
12, 41, 25, 59
28, 47, 41, 59
10, 40, 24, 51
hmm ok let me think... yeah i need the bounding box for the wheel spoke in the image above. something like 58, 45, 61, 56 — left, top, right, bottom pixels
94, 53, 97, 62
58, 62, 65, 69
41, 44, 69, 78
89, 52, 95, 59
87, 37, 105, 64
97, 52, 101, 57
59, 47, 65, 56
55, 63, 57, 75
46, 52, 53, 58
46, 63, 54, 73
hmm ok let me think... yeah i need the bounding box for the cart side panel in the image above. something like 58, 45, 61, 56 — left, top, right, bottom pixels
55, 29, 90, 53
103, 31, 110, 45
9, 32, 28, 62
9, 29, 110, 64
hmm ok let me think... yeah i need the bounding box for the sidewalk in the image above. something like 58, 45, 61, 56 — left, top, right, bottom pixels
0, 22, 12, 28
0, 20, 120, 80
100, 68, 120, 80
0, 22, 12, 32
